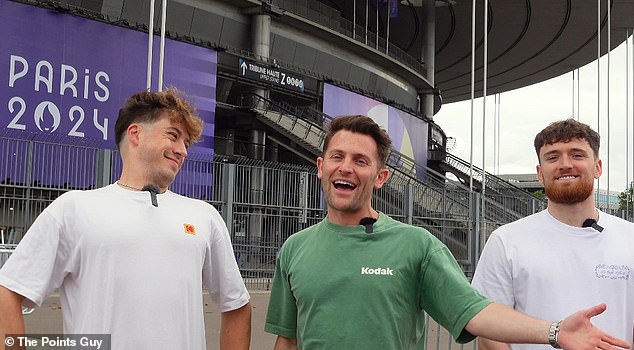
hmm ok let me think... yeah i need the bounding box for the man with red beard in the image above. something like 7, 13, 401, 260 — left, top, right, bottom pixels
472, 119, 634, 350
265, 115, 631, 350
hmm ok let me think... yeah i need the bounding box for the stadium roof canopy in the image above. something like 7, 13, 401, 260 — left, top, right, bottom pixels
199, 0, 634, 106
434, 0, 634, 103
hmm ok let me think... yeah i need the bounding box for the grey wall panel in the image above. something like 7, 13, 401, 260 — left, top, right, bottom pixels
270, 34, 297, 64
190, 10, 224, 43
101, 0, 124, 18
165, 2, 195, 35
312, 52, 336, 77
401, 91, 419, 108
367, 73, 378, 93
330, 58, 352, 83
373, 78, 387, 97
120, 0, 152, 27
219, 18, 250, 51
346, 65, 367, 88
292, 43, 317, 74
61, 0, 103, 12
383, 81, 398, 103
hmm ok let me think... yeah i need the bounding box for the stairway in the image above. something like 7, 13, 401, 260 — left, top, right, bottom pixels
241, 94, 474, 265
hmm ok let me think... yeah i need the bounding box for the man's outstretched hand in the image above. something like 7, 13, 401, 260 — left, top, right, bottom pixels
558, 304, 630, 350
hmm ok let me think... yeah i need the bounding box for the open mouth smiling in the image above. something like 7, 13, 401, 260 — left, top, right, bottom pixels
333, 180, 357, 191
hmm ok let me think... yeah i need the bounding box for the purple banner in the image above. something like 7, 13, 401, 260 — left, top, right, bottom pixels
323, 83, 428, 178
0, 0, 217, 154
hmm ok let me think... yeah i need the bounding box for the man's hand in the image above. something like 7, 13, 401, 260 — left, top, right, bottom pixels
557, 304, 630, 350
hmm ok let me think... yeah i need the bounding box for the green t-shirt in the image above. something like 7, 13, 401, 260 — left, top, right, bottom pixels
265, 213, 491, 349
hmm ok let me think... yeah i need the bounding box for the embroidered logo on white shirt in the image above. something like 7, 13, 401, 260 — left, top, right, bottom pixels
594, 264, 630, 280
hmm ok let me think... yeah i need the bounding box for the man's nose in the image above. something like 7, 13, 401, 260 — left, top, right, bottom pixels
558, 155, 573, 169
174, 140, 188, 159
338, 158, 353, 173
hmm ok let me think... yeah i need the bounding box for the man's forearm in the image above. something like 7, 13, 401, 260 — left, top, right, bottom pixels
478, 337, 512, 350
467, 303, 550, 343
0, 286, 26, 350
220, 303, 251, 350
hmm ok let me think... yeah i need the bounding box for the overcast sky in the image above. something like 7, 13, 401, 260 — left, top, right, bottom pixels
434, 39, 634, 194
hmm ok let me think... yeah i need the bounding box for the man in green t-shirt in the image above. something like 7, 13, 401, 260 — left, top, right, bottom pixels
264, 115, 630, 350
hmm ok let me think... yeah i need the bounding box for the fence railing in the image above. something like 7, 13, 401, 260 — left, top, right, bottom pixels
0, 133, 537, 350
271, 0, 426, 76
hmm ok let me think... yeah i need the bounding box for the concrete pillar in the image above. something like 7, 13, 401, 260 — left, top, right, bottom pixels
252, 14, 271, 101
250, 129, 266, 160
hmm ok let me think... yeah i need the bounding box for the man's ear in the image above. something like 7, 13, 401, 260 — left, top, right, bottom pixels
374, 168, 390, 189
536, 164, 544, 185
594, 159, 602, 179
127, 124, 141, 146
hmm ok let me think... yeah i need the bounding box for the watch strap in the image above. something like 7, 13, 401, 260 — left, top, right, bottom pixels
548, 320, 562, 348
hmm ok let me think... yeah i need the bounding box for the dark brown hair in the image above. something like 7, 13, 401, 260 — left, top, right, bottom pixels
114, 88, 203, 149
534, 119, 600, 160
322, 115, 392, 167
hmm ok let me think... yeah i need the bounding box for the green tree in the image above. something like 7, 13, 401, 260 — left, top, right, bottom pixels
619, 182, 634, 210
532, 189, 546, 199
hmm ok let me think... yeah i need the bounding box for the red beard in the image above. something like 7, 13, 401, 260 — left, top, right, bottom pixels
545, 178, 594, 204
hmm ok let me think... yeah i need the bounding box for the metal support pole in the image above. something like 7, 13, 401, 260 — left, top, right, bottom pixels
146, 0, 155, 90
423, 0, 435, 119
222, 163, 236, 238
470, 192, 481, 275
158, 0, 168, 91
386, 0, 390, 54
406, 183, 414, 225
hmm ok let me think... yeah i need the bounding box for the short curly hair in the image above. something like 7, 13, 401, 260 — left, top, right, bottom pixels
114, 88, 203, 149
534, 119, 600, 160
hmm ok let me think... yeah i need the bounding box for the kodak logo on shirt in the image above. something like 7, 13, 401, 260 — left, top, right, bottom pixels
361, 267, 394, 276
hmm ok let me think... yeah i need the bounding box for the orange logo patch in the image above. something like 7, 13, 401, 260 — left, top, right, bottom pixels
184, 223, 196, 235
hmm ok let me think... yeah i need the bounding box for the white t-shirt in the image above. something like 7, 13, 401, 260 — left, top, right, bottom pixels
472, 209, 634, 350
0, 184, 249, 350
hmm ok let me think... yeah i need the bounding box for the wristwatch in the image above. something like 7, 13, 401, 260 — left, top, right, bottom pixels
548, 320, 562, 348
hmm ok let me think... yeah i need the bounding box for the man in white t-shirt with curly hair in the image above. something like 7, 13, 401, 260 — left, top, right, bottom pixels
0, 88, 251, 350
473, 118, 634, 350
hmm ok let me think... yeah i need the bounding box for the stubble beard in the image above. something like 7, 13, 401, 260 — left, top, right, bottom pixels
322, 182, 366, 214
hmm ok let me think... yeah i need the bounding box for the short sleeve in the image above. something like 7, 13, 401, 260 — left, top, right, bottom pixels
0, 206, 70, 307
471, 232, 515, 307
419, 245, 492, 343
264, 246, 297, 339
202, 210, 250, 312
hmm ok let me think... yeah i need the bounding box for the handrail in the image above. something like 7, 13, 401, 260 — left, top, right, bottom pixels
239, 92, 548, 226
442, 151, 547, 220
443, 151, 545, 200
241, 92, 467, 190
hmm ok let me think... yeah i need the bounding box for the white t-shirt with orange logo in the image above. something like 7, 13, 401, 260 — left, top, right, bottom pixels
0, 184, 249, 349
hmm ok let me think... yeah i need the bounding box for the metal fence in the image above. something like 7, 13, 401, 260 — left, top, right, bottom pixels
0, 136, 533, 350
0, 134, 500, 273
